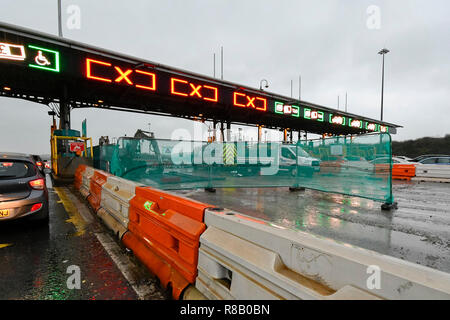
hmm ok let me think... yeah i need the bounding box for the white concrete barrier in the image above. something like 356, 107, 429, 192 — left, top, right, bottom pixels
196, 209, 450, 300
415, 164, 450, 179
80, 166, 95, 199
100, 175, 141, 228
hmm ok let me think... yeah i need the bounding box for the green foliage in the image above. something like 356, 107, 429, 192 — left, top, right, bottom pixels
392, 135, 450, 158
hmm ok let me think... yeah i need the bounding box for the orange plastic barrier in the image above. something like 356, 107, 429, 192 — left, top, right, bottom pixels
392, 164, 416, 181
125, 187, 212, 299
374, 163, 390, 174
122, 231, 189, 299
320, 161, 342, 173
74, 164, 87, 190
87, 170, 111, 212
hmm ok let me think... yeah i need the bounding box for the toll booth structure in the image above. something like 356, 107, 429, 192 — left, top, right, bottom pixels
50, 128, 93, 184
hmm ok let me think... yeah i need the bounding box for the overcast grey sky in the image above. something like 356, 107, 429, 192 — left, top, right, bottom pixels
1, 0, 449, 154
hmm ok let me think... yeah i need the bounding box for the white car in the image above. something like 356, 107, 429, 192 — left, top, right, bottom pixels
341, 156, 374, 172
394, 156, 414, 162
370, 157, 415, 165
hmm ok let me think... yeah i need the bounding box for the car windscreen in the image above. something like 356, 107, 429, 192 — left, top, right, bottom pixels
287, 146, 311, 158
0, 160, 36, 179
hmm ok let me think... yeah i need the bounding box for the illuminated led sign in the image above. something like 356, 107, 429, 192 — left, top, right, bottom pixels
85, 58, 156, 91
170, 77, 218, 102
0, 42, 26, 61
274, 101, 299, 117
365, 122, 378, 131
0, 29, 394, 135
28, 45, 60, 72
304, 108, 324, 122
0, 42, 60, 72
329, 114, 346, 126
349, 118, 363, 129
379, 125, 388, 133
233, 92, 267, 111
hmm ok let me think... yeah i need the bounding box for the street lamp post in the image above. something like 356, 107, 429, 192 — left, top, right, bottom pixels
258, 79, 269, 143
378, 48, 389, 121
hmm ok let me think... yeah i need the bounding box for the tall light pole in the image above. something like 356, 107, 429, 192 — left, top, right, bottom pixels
57, 0, 63, 37
258, 79, 269, 142
378, 48, 389, 121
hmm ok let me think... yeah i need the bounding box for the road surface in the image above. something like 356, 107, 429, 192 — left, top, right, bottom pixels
0, 176, 168, 300
178, 180, 450, 273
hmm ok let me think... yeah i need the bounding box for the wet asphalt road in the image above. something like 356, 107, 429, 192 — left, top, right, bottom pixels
2, 176, 449, 300
180, 181, 450, 274
0, 179, 167, 300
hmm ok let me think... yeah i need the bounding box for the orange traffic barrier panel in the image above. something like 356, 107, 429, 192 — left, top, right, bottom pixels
122, 231, 189, 299
320, 161, 342, 174
74, 164, 87, 190
126, 187, 212, 298
374, 163, 390, 174
132, 187, 210, 222
87, 169, 111, 212
392, 164, 416, 181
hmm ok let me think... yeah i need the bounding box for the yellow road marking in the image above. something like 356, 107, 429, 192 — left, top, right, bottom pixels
54, 187, 87, 236
0, 243, 13, 249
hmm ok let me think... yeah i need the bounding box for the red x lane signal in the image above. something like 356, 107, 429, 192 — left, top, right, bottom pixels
114, 66, 133, 85
86, 58, 156, 91
233, 92, 267, 111
170, 77, 218, 102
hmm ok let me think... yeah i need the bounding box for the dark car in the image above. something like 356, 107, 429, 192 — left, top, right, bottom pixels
0, 152, 49, 223
31, 154, 45, 174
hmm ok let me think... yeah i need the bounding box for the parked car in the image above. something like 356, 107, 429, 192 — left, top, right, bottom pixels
341, 155, 374, 172
394, 156, 413, 162
280, 145, 321, 175
0, 152, 49, 223
370, 157, 414, 164
417, 156, 450, 165
411, 154, 450, 162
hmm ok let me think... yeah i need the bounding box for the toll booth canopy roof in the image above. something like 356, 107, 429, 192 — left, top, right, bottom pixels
0, 22, 401, 135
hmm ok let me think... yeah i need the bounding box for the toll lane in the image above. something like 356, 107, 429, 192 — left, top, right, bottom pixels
0, 181, 167, 300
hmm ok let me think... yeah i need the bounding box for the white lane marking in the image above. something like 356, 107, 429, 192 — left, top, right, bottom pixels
46, 173, 53, 189
94, 232, 165, 300
58, 187, 163, 300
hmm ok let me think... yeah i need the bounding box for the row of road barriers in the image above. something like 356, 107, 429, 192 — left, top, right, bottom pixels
74, 164, 210, 299
73, 165, 450, 300
197, 208, 450, 300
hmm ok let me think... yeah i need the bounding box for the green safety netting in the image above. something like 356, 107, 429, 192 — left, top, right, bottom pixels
93, 144, 115, 172
95, 133, 393, 203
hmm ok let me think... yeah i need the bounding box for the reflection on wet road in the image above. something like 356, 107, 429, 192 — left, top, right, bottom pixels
181, 181, 450, 273
0, 184, 166, 300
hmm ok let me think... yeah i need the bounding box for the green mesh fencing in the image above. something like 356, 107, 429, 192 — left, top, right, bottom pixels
97, 133, 393, 203
93, 144, 115, 171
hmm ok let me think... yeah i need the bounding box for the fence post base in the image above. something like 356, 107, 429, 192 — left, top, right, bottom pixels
289, 187, 305, 192
381, 202, 398, 211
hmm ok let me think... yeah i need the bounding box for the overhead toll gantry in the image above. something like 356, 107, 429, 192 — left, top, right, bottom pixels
0, 22, 401, 136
